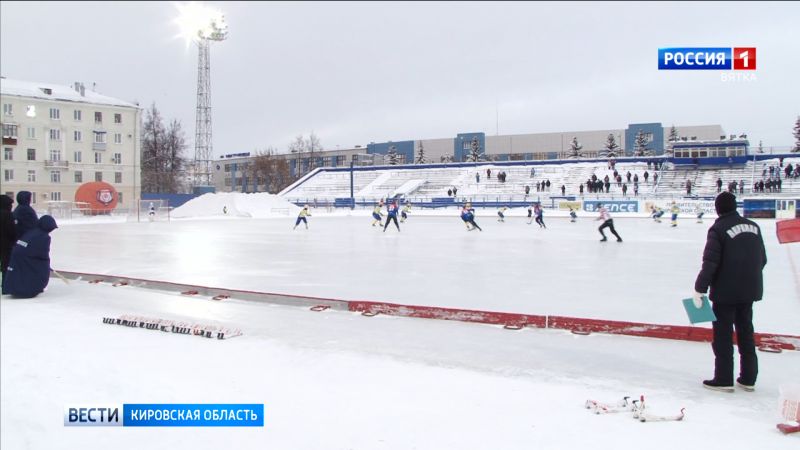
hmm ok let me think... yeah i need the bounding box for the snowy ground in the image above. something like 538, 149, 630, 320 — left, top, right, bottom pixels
2, 213, 798, 449
2, 281, 798, 450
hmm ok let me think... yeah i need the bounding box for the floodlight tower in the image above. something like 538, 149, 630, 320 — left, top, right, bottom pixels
178, 3, 228, 189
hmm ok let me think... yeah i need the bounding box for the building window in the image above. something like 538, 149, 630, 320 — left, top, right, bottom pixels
74, 171, 83, 183
2, 104, 11, 115
27, 127, 36, 139
462, 141, 470, 150
118, 192, 123, 203
4, 169, 13, 181
224, 178, 232, 187
51, 192, 61, 201
94, 152, 102, 164
74, 110, 82, 121
94, 171, 102, 182
49, 108, 60, 120
50, 149, 61, 161
50, 171, 60, 183
3, 147, 11, 160
49, 129, 61, 140
2, 123, 18, 138
27, 148, 35, 160
94, 132, 106, 144
114, 133, 122, 144
74, 151, 82, 163
114, 172, 122, 183
113, 153, 122, 164
74, 130, 82, 142
94, 112, 102, 124
114, 113, 122, 124
27, 170, 35, 182
30, 192, 36, 204
224, 164, 230, 172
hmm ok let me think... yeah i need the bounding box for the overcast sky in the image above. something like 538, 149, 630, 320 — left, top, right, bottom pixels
2, 1, 799, 156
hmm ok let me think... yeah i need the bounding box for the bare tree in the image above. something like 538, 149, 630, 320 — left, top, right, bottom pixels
248, 148, 296, 193
141, 104, 187, 193
289, 133, 324, 174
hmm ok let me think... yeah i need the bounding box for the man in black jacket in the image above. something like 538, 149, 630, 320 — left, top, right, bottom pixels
693, 192, 767, 392
1, 195, 16, 275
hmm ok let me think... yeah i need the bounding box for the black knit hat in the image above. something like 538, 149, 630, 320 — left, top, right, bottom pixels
715, 192, 737, 215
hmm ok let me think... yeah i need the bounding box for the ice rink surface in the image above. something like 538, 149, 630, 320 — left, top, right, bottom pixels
51, 213, 800, 333
2, 212, 799, 449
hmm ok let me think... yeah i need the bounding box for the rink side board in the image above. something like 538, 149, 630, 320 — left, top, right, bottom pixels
54, 270, 799, 351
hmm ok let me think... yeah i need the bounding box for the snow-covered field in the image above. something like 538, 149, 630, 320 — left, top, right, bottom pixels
2, 201, 799, 449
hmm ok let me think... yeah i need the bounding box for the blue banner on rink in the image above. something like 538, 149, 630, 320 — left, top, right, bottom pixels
122, 404, 264, 427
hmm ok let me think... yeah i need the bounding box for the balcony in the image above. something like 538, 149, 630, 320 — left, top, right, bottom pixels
44, 160, 69, 170
92, 142, 107, 151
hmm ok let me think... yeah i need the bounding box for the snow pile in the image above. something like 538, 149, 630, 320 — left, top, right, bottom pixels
171, 192, 300, 219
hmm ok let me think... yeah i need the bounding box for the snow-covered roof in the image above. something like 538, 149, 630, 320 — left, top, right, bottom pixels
0, 77, 139, 109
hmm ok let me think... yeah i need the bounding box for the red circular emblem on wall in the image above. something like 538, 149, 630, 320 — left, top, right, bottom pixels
74, 181, 119, 214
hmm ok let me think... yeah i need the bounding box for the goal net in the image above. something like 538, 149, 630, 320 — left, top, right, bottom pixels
135, 199, 171, 222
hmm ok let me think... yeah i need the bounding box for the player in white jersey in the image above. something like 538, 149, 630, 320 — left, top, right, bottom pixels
596, 203, 622, 242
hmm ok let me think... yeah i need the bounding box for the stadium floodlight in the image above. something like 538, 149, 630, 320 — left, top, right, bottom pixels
175, 2, 228, 45
174, 2, 228, 189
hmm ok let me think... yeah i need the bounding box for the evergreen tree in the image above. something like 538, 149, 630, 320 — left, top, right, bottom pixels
758, 140, 764, 154
467, 136, 483, 162
568, 137, 583, 159
600, 134, 619, 158
666, 125, 679, 156
633, 130, 649, 156
793, 116, 800, 152
387, 145, 399, 165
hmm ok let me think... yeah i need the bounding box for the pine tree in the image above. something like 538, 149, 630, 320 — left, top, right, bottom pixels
665, 125, 679, 156
467, 136, 483, 162
415, 141, 427, 164
793, 116, 800, 152
568, 137, 583, 159
757, 140, 764, 154
600, 134, 619, 158
387, 145, 399, 165
633, 130, 649, 156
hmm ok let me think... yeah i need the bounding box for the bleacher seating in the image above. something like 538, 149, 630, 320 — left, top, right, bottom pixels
280, 156, 800, 205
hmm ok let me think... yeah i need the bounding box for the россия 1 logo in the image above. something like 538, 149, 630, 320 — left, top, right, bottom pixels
658, 47, 756, 70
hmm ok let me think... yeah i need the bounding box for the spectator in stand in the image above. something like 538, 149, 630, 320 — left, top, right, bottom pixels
604, 180, 611, 193
561, 185, 566, 196
487, 168, 492, 179
785, 163, 794, 179
626, 171, 632, 182
686, 179, 692, 195
476, 172, 480, 183
634, 182, 639, 196
525, 185, 530, 195
644, 171, 649, 183
453, 187, 458, 196
536, 181, 541, 192
530, 167, 535, 178
579, 184, 584, 195
545, 179, 551, 191
633, 174, 639, 184
622, 183, 628, 196
447, 188, 452, 197
616, 175, 622, 187
654, 173, 659, 184
716, 178, 723, 193
778, 178, 782, 192
739, 180, 745, 195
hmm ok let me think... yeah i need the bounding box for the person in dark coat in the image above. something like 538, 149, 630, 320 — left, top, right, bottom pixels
1, 195, 16, 275
693, 192, 766, 392
2, 215, 59, 298
13, 191, 38, 239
